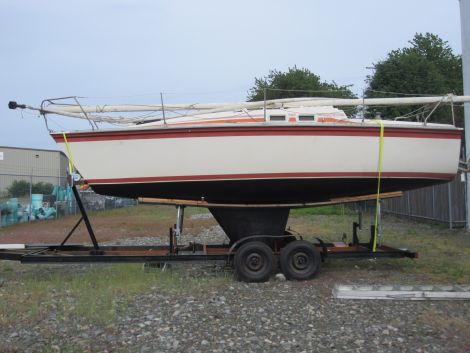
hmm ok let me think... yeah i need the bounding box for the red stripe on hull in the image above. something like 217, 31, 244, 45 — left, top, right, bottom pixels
51, 125, 462, 142
87, 172, 455, 185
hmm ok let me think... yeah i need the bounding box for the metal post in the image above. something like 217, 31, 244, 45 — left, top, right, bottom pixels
377, 199, 382, 247
448, 183, 453, 230
29, 169, 33, 221
56, 170, 60, 220
174, 205, 185, 238
460, 0, 470, 230
407, 192, 411, 218
160, 92, 167, 126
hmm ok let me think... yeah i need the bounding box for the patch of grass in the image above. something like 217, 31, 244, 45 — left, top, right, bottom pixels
0, 263, 229, 328
291, 205, 355, 216
0, 262, 14, 272
418, 307, 470, 343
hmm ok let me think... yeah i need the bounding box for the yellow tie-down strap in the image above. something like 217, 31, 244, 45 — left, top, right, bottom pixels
62, 132, 76, 175
372, 120, 384, 252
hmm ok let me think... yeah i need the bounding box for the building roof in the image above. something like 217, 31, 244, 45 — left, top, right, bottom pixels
0, 146, 66, 156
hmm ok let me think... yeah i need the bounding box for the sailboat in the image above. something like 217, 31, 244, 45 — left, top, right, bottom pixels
4, 94, 468, 281
9, 95, 465, 204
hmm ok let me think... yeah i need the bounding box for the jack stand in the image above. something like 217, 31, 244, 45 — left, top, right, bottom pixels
351, 211, 362, 246
169, 205, 185, 254
367, 199, 382, 250
369, 225, 376, 249
174, 205, 185, 238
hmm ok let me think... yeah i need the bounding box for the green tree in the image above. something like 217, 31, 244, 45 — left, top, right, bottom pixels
7, 180, 30, 197
7, 180, 54, 197
247, 66, 356, 112
366, 33, 463, 124
32, 182, 54, 195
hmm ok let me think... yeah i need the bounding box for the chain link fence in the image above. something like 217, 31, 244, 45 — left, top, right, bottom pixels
0, 173, 136, 227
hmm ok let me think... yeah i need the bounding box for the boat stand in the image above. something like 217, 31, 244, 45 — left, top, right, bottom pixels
59, 185, 101, 252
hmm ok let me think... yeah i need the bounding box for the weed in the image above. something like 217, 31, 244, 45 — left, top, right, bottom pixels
1, 263, 13, 272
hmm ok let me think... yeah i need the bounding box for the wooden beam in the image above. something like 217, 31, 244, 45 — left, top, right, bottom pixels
138, 191, 403, 209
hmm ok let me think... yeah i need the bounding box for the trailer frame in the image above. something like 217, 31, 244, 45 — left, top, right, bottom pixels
0, 186, 417, 280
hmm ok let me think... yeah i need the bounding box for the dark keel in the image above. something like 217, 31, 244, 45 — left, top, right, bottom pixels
209, 207, 290, 244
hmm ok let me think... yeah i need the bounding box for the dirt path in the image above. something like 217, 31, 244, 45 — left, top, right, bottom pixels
0, 210, 218, 244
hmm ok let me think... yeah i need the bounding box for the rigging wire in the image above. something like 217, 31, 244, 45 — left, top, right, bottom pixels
367, 89, 449, 97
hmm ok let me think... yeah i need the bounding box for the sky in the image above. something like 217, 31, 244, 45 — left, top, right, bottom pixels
0, 0, 464, 150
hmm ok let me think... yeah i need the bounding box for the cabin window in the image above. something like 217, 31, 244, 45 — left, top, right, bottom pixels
298, 115, 315, 122
269, 115, 286, 122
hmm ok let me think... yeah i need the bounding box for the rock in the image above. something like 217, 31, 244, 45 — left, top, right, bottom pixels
172, 340, 179, 349
354, 339, 365, 346
275, 273, 286, 281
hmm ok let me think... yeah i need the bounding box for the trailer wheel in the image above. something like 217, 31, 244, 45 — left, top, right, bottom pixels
234, 241, 275, 282
280, 240, 321, 280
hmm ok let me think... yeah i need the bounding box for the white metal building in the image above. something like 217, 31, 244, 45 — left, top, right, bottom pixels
0, 146, 69, 194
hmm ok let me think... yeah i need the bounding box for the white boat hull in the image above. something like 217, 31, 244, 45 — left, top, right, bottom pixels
51, 124, 461, 204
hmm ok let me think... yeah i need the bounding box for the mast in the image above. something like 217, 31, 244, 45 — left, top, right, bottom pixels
12, 95, 470, 114
460, 0, 470, 230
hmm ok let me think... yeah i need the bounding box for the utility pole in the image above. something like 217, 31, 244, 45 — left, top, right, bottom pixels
460, 0, 470, 230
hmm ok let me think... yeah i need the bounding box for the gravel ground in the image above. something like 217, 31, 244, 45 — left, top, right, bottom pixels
114, 223, 229, 247
2, 267, 470, 353
1, 224, 470, 353
97, 283, 470, 353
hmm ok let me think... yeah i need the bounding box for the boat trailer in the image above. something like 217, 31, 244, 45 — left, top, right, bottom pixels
0, 186, 417, 282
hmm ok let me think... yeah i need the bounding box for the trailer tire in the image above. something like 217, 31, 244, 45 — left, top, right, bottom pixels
234, 241, 275, 282
280, 240, 321, 280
